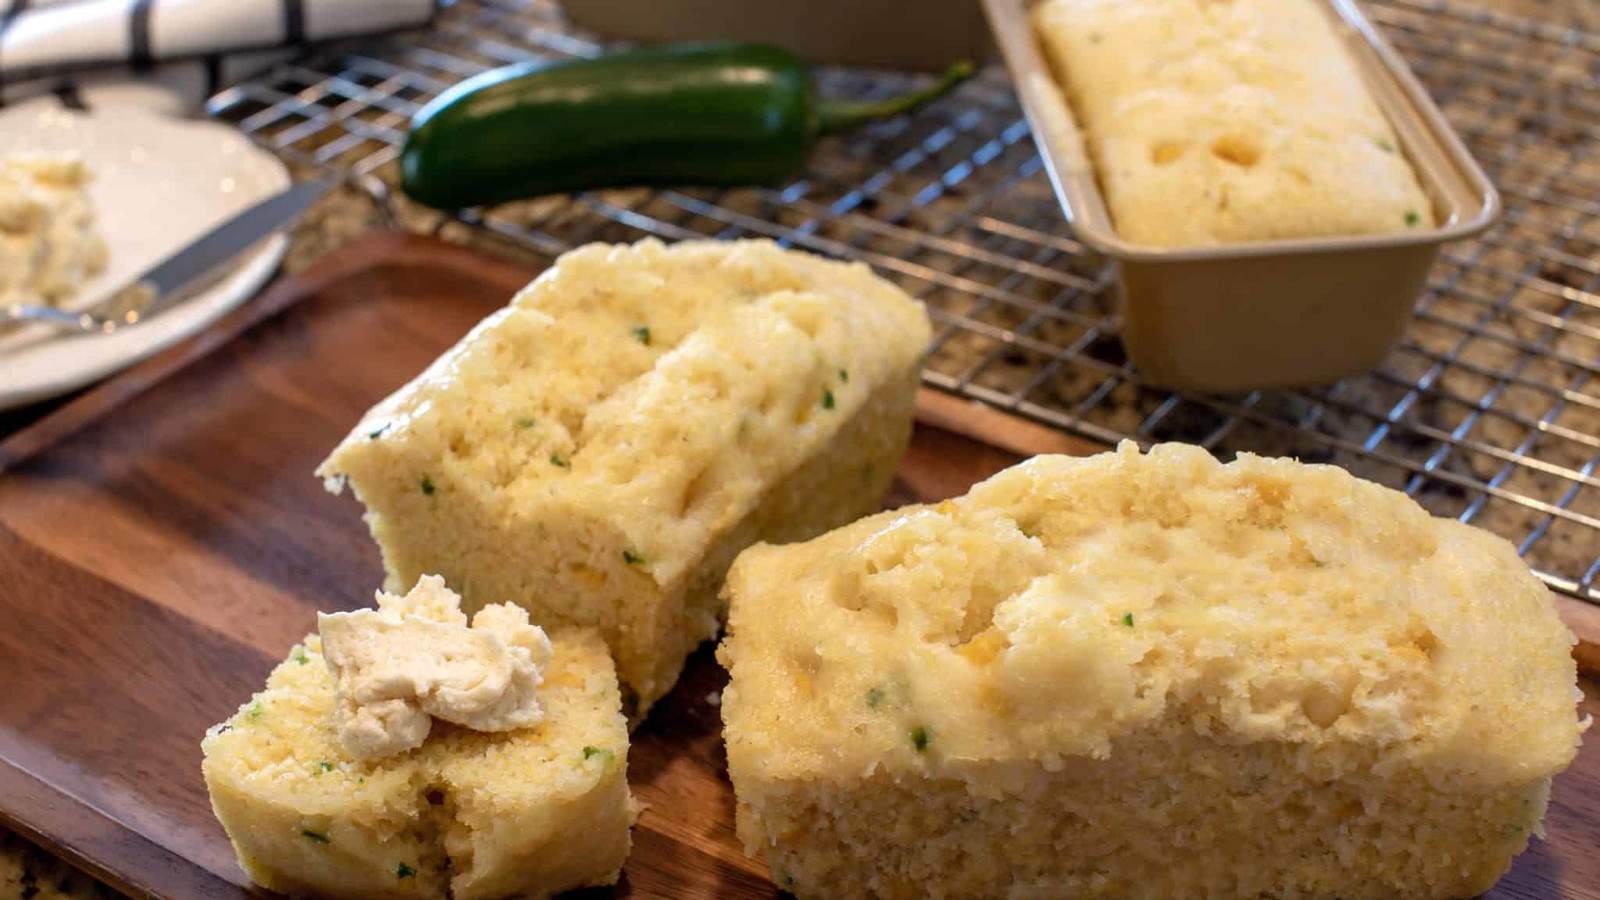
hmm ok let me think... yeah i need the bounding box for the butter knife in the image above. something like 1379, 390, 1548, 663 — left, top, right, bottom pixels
1, 177, 335, 334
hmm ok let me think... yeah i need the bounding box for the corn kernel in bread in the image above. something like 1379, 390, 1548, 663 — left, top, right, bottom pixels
719, 442, 1586, 900
318, 238, 930, 715
202, 627, 635, 900
1031, 0, 1435, 247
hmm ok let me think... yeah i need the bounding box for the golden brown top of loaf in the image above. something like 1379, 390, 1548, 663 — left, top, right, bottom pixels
720, 443, 1585, 784
1030, 0, 1435, 246
318, 238, 929, 588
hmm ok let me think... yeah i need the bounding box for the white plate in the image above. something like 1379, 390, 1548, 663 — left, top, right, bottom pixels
0, 97, 290, 411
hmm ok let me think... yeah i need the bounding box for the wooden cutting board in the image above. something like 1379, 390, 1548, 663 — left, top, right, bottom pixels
0, 232, 1595, 900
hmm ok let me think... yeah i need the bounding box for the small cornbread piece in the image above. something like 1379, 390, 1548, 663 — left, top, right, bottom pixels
719, 442, 1586, 900
1031, 0, 1434, 247
202, 602, 635, 900
318, 238, 930, 715
0, 157, 108, 308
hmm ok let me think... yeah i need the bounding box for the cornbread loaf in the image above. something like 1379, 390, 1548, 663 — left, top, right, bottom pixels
1031, 0, 1435, 247
202, 621, 635, 900
718, 442, 1585, 900
318, 238, 931, 715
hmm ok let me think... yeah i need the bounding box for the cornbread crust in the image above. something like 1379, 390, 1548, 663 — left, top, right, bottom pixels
1031, 0, 1435, 247
719, 442, 1585, 900
201, 629, 635, 900
318, 238, 930, 715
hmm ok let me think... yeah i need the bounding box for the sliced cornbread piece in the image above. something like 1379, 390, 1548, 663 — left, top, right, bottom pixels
719, 442, 1586, 900
0, 156, 108, 308
317, 238, 930, 715
202, 621, 634, 900
1031, 0, 1434, 247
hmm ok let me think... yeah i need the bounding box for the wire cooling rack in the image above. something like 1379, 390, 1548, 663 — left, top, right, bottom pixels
208, 0, 1600, 604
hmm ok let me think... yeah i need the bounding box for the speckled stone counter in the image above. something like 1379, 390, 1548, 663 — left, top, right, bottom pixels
2, 0, 1592, 896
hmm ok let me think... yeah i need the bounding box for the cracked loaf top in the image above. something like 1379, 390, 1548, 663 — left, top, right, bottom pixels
1031, 0, 1435, 246
720, 442, 1585, 785
317, 237, 931, 592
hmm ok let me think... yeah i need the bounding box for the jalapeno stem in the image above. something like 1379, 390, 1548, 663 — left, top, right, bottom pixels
814, 60, 976, 137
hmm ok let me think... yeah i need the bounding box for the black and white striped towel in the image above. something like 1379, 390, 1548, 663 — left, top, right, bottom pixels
0, 0, 438, 105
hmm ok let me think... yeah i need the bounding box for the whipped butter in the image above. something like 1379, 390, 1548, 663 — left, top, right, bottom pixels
318, 574, 553, 759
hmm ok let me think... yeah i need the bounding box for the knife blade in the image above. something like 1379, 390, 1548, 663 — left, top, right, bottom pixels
132, 177, 336, 319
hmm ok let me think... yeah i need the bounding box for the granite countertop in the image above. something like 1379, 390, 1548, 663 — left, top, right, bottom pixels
2, 1, 1593, 897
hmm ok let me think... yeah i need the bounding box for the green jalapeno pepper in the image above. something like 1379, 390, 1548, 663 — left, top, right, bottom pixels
401, 43, 973, 209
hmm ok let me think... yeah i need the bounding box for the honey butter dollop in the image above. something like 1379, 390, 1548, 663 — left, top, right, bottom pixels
317, 574, 553, 759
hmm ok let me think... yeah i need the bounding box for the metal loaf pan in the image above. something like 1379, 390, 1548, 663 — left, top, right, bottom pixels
981, 0, 1501, 393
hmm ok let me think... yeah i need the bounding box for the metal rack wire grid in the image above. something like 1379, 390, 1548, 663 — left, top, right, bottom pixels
207, 0, 1600, 604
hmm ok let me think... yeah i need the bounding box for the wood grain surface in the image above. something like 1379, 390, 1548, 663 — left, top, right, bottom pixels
0, 232, 1595, 900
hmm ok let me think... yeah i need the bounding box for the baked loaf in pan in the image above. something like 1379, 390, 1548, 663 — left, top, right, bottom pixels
719, 442, 1584, 900
1031, 0, 1436, 247
202, 625, 635, 900
318, 238, 930, 716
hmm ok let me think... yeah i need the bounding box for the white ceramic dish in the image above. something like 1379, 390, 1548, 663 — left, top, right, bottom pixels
0, 97, 290, 411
